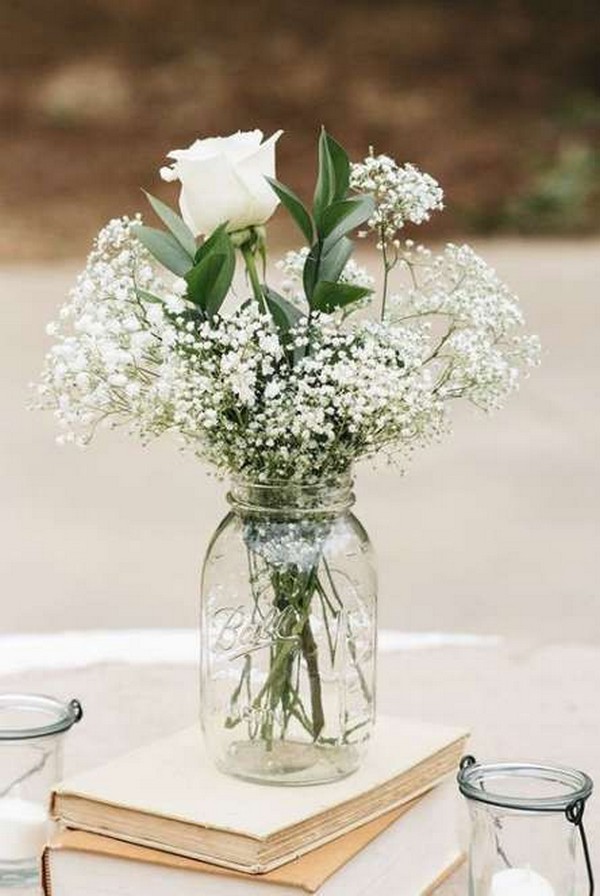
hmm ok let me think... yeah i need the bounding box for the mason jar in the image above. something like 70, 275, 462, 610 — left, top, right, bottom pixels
200, 473, 377, 785
0, 694, 83, 887
458, 756, 594, 896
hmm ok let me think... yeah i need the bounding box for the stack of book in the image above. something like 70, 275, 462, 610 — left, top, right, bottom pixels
43, 716, 467, 895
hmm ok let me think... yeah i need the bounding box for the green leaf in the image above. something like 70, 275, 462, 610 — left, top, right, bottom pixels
132, 225, 194, 277
302, 242, 320, 302
205, 242, 235, 316
263, 287, 304, 365
313, 128, 336, 226
319, 236, 353, 284
313, 129, 352, 227
142, 191, 197, 258
185, 237, 235, 316
311, 280, 372, 314
187, 223, 236, 314
135, 287, 163, 305
325, 133, 350, 202
321, 195, 375, 252
186, 253, 226, 314
265, 177, 313, 244
263, 287, 303, 334
194, 222, 230, 265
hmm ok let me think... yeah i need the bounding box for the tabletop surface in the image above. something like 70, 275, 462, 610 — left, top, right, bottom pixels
2, 634, 600, 895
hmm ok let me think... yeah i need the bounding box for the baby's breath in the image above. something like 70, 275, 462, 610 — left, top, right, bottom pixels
350, 152, 444, 243
34, 161, 539, 483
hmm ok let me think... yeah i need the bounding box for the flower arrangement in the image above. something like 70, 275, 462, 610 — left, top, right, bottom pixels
35, 129, 539, 482
34, 129, 540, 778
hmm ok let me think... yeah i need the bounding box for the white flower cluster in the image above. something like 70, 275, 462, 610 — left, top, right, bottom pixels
35, 208, 539, 482
389, 242, 541, 410
276, 248, 374, 308
155, 305, 446, 480
350, 153, 444, 242
34, 216, 185, 446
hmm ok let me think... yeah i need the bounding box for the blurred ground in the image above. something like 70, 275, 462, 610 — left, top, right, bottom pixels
1, 0, 599, 260
1, 241, 598, 638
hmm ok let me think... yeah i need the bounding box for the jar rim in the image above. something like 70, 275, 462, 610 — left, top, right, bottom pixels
458, 759, 593, 812
230, 471, 353, 490
0, 693, 83, 741
228, 472, 355, 515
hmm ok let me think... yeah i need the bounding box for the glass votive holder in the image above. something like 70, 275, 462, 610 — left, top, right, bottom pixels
458, 755, 594, 896
0, 694, 83, 888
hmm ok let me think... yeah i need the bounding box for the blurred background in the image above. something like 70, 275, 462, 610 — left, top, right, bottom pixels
1, 0, 598, 638
2, 0, 600, 257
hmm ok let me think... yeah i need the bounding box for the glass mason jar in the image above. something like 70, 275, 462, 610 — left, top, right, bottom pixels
458, 756, 594, 896
200, 473, 377, 785
0, 694, 83, 888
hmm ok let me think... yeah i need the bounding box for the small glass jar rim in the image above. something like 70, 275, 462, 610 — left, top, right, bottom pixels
458, 760, 593, 812
0, 694, 83, 741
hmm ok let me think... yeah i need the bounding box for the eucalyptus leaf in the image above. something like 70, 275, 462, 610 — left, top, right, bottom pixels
311, 280, 372, 314
265, 177, 314, 244
132, 225, 194, 277
142, 191, 197, 258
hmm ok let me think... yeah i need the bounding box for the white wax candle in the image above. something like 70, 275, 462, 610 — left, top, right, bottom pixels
490, 867, 556, 896
0, 797, 49, 861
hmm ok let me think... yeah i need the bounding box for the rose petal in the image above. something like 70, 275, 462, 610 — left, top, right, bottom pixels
235, 130, 283, 222
159, 165, 178, 183
177, 153, 255, 235
167, 131, 264, 164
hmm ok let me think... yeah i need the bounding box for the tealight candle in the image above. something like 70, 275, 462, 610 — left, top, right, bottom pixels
490, 867, 556, 896
0, 797, 50, 861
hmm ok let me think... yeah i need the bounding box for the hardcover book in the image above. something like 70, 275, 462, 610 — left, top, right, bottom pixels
51, 716, 467, 873
45, 781, 463, 895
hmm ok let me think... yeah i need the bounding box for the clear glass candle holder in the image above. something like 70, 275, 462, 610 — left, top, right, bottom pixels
458, 755, 594, 896
0, 694, 83, 888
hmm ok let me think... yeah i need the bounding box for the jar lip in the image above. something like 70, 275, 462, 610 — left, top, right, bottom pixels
230, 472, 353, 491
458, 759, 593, 812
228, 472, 355, 515
0, 694, 83, 741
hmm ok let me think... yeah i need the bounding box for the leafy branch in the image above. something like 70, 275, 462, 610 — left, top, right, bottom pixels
132, 192, 236, 319
133, 130, 376, 359
267, 128, 375, 320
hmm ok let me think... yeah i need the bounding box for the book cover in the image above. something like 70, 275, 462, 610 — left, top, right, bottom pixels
45, 782, 463, 895
52, 715, 467, 872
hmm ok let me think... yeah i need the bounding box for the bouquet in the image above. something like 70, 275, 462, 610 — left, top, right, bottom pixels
35, 128, 539, 478
35, 129, 539, 778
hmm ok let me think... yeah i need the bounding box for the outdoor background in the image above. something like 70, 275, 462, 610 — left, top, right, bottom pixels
1, 0, 598, 637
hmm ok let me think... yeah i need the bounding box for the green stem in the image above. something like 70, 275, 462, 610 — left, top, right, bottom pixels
240, 243, 266, 312
300, 617, 325, 739
323, 558, 372, 705
380, 225, 390, 321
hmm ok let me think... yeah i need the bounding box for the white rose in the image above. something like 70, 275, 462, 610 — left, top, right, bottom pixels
160, 129, 282, 236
